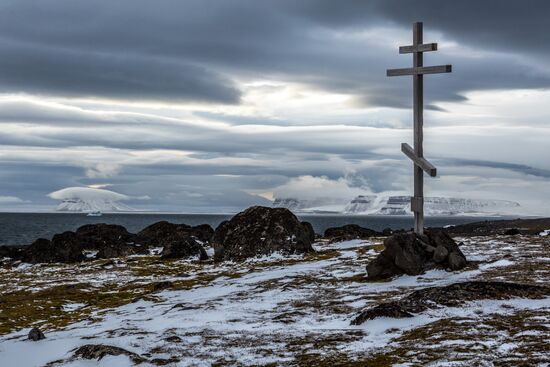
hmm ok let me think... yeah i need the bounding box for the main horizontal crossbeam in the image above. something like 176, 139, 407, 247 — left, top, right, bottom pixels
387, 64, 452, 77
401, 143, 437, 177
399, 43, 437, 54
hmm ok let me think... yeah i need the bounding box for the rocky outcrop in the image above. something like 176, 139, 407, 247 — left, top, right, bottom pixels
72, 344, 146, 364
135, 221, 214, 245
365, 230, 467, 280
324, 224, 380, 242
75, 224, 135, 248
160, 236, 208, 260
22, 236, 85, 264
28, 327, 45, 341
2, 220, 217, 264
212, 206, 314, 261
351, 281, 550, 325
444, 217, 550, 236
22, 227, 146, 263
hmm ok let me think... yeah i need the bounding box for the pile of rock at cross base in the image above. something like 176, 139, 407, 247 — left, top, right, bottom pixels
212, 206, 315, 261
366, 230, 468, 280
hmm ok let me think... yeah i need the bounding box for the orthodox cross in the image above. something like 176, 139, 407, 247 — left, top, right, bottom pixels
387, 22, 452, 234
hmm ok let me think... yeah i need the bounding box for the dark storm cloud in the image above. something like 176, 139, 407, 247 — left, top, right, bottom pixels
287, 0, 550, 55
0, 40, 240, 104
0, 0, 548, 106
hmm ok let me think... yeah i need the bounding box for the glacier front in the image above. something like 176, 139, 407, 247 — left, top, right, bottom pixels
273, 195, 521, 216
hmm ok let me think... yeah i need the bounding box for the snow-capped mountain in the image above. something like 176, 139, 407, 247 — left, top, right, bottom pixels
49, 187, 136, 213
273, 195, 521, 216
55, 198, 135, 212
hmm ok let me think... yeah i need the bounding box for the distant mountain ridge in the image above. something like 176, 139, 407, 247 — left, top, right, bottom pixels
273, 195, 521, 216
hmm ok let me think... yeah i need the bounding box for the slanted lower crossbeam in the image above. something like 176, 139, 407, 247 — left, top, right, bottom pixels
401, 143, 437, 177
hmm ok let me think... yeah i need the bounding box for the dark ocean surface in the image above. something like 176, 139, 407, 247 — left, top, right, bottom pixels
0, 212, 506, 246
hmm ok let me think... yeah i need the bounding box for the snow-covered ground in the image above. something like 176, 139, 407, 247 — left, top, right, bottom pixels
0, 235, 549, 366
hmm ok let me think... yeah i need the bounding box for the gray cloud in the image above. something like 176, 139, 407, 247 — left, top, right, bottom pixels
442, 158, 550, 179
0, 1, 548, 107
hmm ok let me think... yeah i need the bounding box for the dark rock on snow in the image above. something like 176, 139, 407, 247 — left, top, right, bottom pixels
28, 327, 45, 341
152, 281, 174, 291
212, 206, 314, 261
73, 344, 146, 364
366, 230, 467, 280
504, 228, 521, 235
352, 281, 550, 325
324, 224, 380, 241
160, 236, 208, 260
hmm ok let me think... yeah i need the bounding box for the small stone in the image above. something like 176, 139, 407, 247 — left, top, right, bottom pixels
152, 281, 173, 291
28, 327, 45, 341
164, 335, 182, 343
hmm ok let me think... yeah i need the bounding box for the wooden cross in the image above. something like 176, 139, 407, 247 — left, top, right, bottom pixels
387, 22, 452, 234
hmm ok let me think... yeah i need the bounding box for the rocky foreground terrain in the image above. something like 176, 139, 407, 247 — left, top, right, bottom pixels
0, 207, 549, 366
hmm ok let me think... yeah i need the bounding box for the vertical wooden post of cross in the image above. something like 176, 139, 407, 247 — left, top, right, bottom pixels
386, 22, 452, 234
412, 22, 424, 234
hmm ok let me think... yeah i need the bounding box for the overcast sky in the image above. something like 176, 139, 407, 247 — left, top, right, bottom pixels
1, 0, 549, 214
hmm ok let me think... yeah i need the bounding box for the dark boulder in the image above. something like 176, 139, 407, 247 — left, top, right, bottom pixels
448, 251, 467, 270
212, 206, 314, 261
136, 221, 214, 246
324, 224, 380, 241
160, 236, 208, 260
366, 230, 467, 280
432, 245, 449, 263
72, 344, 146, 364
301, 221, 316, 243
28, 327, 45, 341
23, 236, 85, 264
75, 224, 135, 248
0, 245, 26, 261
504, 228, 521, 235
152, 281, 173, 291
